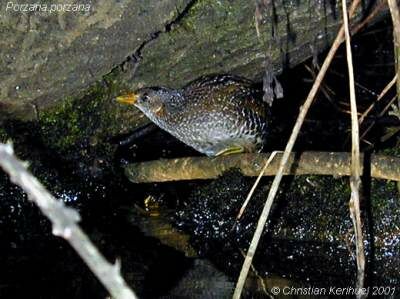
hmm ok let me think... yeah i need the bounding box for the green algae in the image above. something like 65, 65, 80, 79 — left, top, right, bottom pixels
38, 68, 145, 152
34, 68, 149, 178
39, 95, 80, 150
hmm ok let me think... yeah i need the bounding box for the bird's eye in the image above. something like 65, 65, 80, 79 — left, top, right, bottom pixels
141, 93, 149, 102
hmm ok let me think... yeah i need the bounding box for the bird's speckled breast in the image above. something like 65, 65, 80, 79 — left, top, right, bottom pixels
149, 75, 269, 156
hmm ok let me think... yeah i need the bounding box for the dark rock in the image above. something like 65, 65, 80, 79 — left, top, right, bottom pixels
0, 0, 192, 120
175, 172, 400, 287
1, 0, 383, 121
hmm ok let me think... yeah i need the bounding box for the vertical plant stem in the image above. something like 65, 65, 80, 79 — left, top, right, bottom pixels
232, 1, 361, 298
387, 0, 400, 103
341, 0, 365, 297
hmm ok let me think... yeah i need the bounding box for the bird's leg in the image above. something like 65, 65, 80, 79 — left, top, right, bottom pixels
215, 146, 245, 156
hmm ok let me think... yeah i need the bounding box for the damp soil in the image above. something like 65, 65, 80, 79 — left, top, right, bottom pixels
1, 19, 399, 299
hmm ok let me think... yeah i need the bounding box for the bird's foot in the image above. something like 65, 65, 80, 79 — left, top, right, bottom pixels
215, 146, 245, 156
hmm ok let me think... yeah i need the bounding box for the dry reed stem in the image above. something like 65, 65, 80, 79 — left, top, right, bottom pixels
387, 0, 400, 109
232, 1, 362, 298
351, 0, 386, 34
388, 0, 400, 44
341, 0, 366, 296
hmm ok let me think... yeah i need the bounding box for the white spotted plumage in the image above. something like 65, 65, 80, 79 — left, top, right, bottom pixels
133, 75, 269, 156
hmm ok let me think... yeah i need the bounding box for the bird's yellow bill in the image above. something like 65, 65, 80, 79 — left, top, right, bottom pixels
116, 93, 139, 105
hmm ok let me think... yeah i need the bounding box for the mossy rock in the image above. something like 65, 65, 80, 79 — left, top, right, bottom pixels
34, 73, 149, 178
1, 0, 381, 120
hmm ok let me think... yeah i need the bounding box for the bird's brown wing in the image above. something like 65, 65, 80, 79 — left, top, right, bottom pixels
184, 74, 254, 90
183, 79, 266, 118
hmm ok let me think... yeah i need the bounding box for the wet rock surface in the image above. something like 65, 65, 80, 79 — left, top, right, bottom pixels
175, 171, 400, 289
0, 132, 193, 298
0, 0, 191, 120
1, 0, 382, 121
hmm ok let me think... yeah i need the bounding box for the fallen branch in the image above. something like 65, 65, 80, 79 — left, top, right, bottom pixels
124, 152, 400, 183
0, 143, 137, 299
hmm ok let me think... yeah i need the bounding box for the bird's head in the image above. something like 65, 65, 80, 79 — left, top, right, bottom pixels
116, 87, 180, 118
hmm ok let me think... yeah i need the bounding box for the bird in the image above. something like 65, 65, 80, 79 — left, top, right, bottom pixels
116, 74, 269, 157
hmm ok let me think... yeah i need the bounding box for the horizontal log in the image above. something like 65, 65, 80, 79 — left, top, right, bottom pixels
124, 152, 400, 183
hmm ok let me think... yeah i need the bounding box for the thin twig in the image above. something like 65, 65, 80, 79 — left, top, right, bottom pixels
237, 151, 278, 220
359, 74, 397, 124
350, 0, 386, 34
0, 143, 138, 299
330, 69, 378, 97
304, 65, 345, 113
341, 0, 366, 296
359, 16, 400, 142
232, 1, 362, 297
360, 94, 398, 141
